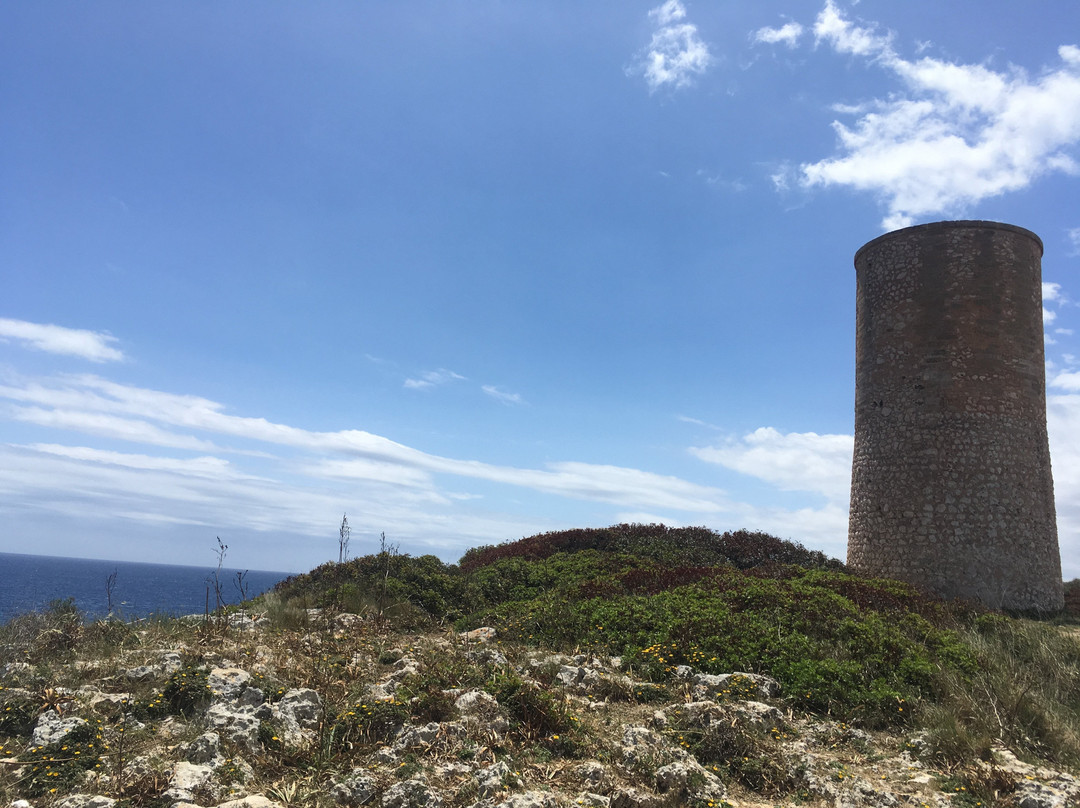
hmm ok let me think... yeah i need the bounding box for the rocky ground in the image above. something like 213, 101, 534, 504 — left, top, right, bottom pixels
1, 611, 1078, 808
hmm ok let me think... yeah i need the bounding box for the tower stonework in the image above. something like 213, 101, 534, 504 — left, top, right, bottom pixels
847, 220, 1063, 611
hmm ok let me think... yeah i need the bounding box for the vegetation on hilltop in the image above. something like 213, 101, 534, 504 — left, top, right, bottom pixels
2, 525, 1079, 808
269, 524, 1080, 766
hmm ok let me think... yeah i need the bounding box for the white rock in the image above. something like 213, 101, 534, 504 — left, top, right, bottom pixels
608, 787, 660, 808
455, 689, 499, 716
163, 761, 215, 803
55, 797, 116, 808
476, 760, 510, 797
654, 762, 689, 795
208, 668, 253, 701
381, 777, 441, 808
460, 627, 497, 644
331, 771, 378, 806
206, 703, 261, 755
215, 797, 285, 808
270, 689, 323, 746
576, 761, 610, 791
494, 792, 559, 808
393, 721, 442, 750
690, 671, 780, 701
183, 731, 224, 766
576, 794, 610, 808
29, 713, 87, 749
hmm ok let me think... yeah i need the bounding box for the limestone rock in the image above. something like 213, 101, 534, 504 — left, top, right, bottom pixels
270, 689, 323, 746
163, 761, 216, 803
55, 796, 116, 808
574, 794, 609, 808
475, 760, 510, 797
393, 721, 441, 750
208, 668, 253, 701
381, 777, 441, 808
575, 761, 610, 793
1013, 775, 1080, 808
454, 689, 499, 717
29, 713, 87, 749
182, 731, 224, 766
608, 787, 659, 808
333, 613, 365, 633
206, 703, 261, 755
330, 771, 378, 806
493, 792, 559, 808
690, 672, 780, 701
460, 627, 497, 644
215, 797, 284, 808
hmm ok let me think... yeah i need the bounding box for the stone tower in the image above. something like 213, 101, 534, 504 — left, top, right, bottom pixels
847, 220, 1063, 611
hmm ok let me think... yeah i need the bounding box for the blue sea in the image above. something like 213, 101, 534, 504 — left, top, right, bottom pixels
0, 552, 297, 624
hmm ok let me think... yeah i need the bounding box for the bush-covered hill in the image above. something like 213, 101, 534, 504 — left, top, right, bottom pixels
273, 524, 1080, 764
3, 524, 1080, 808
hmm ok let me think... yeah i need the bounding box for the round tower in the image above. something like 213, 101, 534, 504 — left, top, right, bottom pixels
847, 220, 1063, 611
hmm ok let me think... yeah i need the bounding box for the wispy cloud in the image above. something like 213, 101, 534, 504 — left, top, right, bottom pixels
676, 414, 718, 429
753, 21, 804, 48
0, 318, 124, 363
27, 443, 246, 479
482, 385, 524, 406
1045, 280, 1062, 324
773, 1, 1080, 229
630, 1, 714, 92
0, 373, 731, 515
403, 368, 465, 390
1052, 370, 1080, 393
1048, 391, 1080, 575
691, 427, 853, 503
1068, 227, 1080, 255
8, 405, 221, 451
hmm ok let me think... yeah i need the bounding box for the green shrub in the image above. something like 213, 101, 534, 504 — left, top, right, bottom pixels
141, 662, 210, 718
332, 698, 410, 746
18, 720, 106, 797
0, 692, 37, 738
0, 599, 83, 665
486, 672, 581, 754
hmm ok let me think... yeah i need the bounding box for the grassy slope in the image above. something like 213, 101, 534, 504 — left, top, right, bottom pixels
273, 524, 1080, 766
3, 524, 1080, 807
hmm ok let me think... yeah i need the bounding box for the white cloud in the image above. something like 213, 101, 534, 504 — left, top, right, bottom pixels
8, 405, 221, 451
690, 426, 853, 503
649, 0, 685, 27
793, 2, 1080, 228
812, 0, 892, 58
1052, 370, 1080, 392
1048, 393, 1080, 578
26, 444, 244, 479
482, 385, 524, 405
403, 368, 465, 390
0, 318, 124, 363
631, 1, 713, 92
736, 500, 850, 560
0, 372, 731, 515
676, 414, 719, 429
753, 21, 804, 48
0, 442, 546, 558
1044, 282, 1064, 328
1069, 228, 1080, 254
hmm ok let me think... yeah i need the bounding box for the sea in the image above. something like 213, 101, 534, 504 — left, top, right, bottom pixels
0, 552, 297, 624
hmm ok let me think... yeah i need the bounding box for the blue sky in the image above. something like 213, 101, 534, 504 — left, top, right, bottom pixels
2, 0, 1080, 577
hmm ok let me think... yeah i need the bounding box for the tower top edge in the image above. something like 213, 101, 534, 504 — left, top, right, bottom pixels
854, 220, 1044, 267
